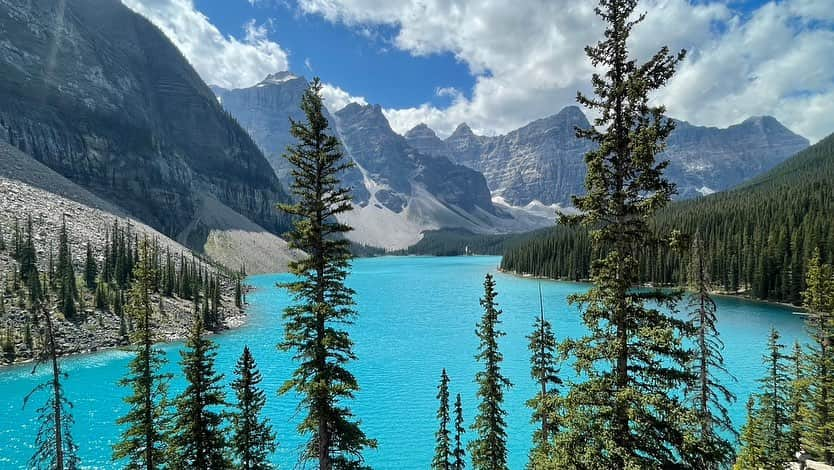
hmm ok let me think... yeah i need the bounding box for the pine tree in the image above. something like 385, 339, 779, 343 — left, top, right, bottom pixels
432, 369, 452, 470
799, 252, 834, 463
25, 303, 80, 470
84, 242, 98, 290
527, 282, 561, 467
113, 239, 172, 469
57, 218, 78, 320
553, 1, 691, 467
734, 396, 767, 470
788, 341, 807, 457
453, 393, 466, 470
736, 328, 794, 468
277, 77, 375, 469
169, 316, 230, 469
469, 274, 511, 470
230, 346, 276, 469
235, 277, 243, 309
682, 233, 736, 469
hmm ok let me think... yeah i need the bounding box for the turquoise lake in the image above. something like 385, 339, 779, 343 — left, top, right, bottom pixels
0, 256, 809, 468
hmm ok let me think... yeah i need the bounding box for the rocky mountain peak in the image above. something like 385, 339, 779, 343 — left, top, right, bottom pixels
405, 123, 438, 139
259, 71, 303, 86
448, 122, 476, 140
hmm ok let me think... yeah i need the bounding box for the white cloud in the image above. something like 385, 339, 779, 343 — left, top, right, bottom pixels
321, 83, 368, 113
299, 0, 834, 142
121, 0, 289, 89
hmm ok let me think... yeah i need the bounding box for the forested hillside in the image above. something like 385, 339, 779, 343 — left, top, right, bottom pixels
501, 133, 834, 304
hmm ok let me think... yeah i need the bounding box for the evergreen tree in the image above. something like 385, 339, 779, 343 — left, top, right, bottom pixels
734, 396, 766, 470
230, 346, 276, 469
113, 239, 172, 469
736, 328, 794, 468
57, 218, 78, 320
235, 277, 243, 309
799, 252, 834, 463
788, 341, 807, 457
527, 282, 561, 467
432, 369, 452, 470
277, 78, 375, 469
682, 234, 736, 469
469, 274, 511, 470
84, 242, 98, 290
169, 316, 230, 469
25, 304, 80, 470
552, 0, 691, 467
453, 393, 466, 470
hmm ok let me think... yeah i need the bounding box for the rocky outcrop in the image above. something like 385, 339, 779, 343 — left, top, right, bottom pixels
408, 107, 809, 206
0, 139, 248, 366
0, 0, 289, 251
214, 76, 551, 249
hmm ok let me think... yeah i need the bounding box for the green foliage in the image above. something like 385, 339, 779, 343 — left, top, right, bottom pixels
681, 234, 736, 469
113, 239, 172, 469
470, 274, 511, 470
799, 252, 834, 463
169, 317, 230, 469
735, 328, 794, 468
526, 283, 561, 467
453, 394, 466, 470
502, 133, 834, 305
230, 346, 276, 470
432, 369, 452, 470
84, 242, 98, 290
551, 1, 692, 467
56, 218, 78, 320
277, 77, 375, 469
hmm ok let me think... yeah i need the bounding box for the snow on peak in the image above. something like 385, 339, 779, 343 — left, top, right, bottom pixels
258, 72, 300, 86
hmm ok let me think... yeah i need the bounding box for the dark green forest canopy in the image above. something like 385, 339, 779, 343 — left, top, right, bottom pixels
499, 132, 834, 304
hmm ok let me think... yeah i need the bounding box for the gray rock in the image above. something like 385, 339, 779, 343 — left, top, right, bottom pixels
0, 0, 290, 249
408, 106, 809, 206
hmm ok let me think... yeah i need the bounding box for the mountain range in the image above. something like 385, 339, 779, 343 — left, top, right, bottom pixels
214, 77, 552, 249
0, 0, 814, 256
0, 0, 296, 272
406, 107, 810, 205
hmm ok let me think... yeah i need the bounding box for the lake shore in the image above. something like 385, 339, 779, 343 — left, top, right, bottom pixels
497, 267, 805, 312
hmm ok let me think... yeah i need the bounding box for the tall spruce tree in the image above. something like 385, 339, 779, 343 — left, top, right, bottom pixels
84, 242, 98, 290
799, 252, 834, 463
453, 393, 466, 470
527, 282, 561, 468
433, 369, 452, 470
682, 233, 736, 469
469, 274, 511, 470
25, 303, 80, 470
736, 328, 794, 468
113, 239, 172, 469
230, 346, 276, 469
553, 0, 691, 467
56, 218, 78, 320
169, 316, 230, 469
277, 77, 375, 469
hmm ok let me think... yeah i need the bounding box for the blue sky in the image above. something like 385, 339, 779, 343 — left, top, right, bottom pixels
194, 0, 474, 109
125, 0, 833, 142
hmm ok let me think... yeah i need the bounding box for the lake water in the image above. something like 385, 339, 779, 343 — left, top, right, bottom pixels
0, 256, 809, 468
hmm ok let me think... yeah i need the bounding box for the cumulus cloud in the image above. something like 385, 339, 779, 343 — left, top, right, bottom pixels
320, 83, 368, 112
121, 0, 289, 89
299, 0, 834, 141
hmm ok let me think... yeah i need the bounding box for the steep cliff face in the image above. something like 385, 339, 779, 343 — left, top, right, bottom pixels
213, 77, 549, 249
0, 0, 288, 245
409, 107, 809, 206
663, 116, 810, 197
334, 103, 496, 216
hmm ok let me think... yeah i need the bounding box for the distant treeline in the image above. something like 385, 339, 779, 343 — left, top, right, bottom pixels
501, 133, 834, 305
